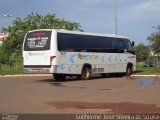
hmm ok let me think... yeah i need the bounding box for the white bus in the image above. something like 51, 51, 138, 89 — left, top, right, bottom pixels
23, 29, 136, 80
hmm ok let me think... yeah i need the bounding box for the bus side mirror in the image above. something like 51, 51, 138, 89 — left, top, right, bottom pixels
131, 41, 135, 46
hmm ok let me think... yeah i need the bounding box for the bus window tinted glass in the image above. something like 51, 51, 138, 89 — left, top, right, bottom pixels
85, 36, 113, 49
58, 33, 85, 50
127, 41, 133, 50
114, 38, 126, 49
58, 33, 114, 51
24, 31, 51, 51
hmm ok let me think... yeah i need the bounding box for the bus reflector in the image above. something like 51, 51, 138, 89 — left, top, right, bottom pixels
50, 56, 56, 65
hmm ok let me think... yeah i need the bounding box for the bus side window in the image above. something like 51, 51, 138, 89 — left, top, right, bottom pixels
126, 41, 135, 54
127, 41, 133, 50
116, 39, 125, 50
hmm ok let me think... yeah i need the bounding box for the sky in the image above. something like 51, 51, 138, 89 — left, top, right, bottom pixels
0, 0, 160, 45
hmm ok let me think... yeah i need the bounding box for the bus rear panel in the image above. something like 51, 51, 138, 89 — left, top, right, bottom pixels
23, 29, 57, 73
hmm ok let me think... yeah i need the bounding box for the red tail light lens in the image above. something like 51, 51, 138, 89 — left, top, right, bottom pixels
50, 56, 56, 66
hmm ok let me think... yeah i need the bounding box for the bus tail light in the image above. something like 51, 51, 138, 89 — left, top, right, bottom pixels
34, 69, 40, 72
50, 56, 56, 66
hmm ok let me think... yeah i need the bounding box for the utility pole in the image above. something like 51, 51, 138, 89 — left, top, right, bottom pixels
114, 0, 118, 35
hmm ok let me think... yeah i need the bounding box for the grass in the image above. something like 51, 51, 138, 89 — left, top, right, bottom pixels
135, 66, 160, 75
0, 59, 23, 75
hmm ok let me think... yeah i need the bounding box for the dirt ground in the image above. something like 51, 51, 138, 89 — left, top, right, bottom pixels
0, 75, 160, 114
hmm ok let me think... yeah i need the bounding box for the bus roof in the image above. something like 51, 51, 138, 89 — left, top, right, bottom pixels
27, 29, 129, 39
56, 29, 129, 39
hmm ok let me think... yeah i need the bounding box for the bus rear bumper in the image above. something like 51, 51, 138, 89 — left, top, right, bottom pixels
23, 65, 57, 74
24, 68, 50, 73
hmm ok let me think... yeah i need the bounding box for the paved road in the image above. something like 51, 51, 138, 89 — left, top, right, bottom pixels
0, 75, 160, 114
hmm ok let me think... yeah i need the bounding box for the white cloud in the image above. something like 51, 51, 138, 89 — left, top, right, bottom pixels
131, 0, 160, 11
79, 0, 112, 4
119, 0, 160, 22
113, 0, 160, 44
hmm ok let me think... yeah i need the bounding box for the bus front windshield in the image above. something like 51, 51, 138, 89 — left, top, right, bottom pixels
24, 30, 52, 51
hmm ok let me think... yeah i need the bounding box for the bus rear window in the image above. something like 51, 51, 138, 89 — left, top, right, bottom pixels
24, 31, 52, 51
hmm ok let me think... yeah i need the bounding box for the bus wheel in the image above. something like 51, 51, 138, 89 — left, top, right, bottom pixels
78, 67, 91, 80
53, 74, 66, 80
126, 66, 132, 76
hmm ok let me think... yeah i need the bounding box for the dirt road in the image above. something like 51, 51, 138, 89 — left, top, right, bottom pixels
0, 75, 160, 114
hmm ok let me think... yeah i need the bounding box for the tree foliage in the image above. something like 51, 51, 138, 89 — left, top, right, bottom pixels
135, 43, 149, 62
148, 25, 160, 55
1, 13, 83, 56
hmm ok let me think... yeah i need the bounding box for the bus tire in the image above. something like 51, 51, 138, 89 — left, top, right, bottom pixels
53, 74, 66, 80
125, 66, 132, 76
78, 67, 91, 80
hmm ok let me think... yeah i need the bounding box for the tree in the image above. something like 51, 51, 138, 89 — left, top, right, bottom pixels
148, 25, 160, 55
1, 13, 83, 56
135, 43, 150, 62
